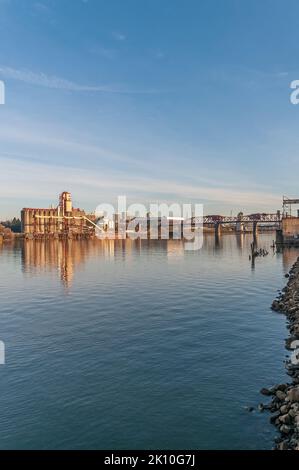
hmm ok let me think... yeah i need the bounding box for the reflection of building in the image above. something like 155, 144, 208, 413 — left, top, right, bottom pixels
22, 239, 78, 287
282, 248, 299, 273
21, 239, 134, 287
21, 192, 95, 237
167, 239, 184, 259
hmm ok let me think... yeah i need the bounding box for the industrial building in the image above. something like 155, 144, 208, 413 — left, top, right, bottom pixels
21, 192, 96, 238
276, 197, 299, 245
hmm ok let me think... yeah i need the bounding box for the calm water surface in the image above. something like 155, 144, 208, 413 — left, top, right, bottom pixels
0, 233, 296, 449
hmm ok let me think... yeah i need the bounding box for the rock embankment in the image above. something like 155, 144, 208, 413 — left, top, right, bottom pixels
262, 259, 299, 450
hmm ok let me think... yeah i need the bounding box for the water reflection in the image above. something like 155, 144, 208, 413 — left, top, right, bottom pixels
0, 232, 298, 449
20, 239, 189, 287
0, 233, 294, 288
281, 246, 299, 272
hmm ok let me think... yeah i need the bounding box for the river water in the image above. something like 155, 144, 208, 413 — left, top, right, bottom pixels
0, 233, 296, 449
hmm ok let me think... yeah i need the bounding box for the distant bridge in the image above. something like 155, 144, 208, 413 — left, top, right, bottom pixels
196, 212, 281, 225
126, 212, 282, 238
191, 212, 281, 237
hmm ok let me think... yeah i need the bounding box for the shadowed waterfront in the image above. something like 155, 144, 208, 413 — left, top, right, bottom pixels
0, 233, 297, 449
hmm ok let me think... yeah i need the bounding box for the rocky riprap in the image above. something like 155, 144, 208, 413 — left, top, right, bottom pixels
261, 258, 299, 450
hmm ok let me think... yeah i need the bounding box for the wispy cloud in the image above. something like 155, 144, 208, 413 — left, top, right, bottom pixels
112, 31, 126, 41
206, 66, 290, 90
0, 66, 158, 94
0, 125, 138, 166
155, 51, 165, 60
90, 45, 116, 60
0, 154, 281, 213
34, 2, 50, 14
275, 71, 289, 78
0, 117, 282, 210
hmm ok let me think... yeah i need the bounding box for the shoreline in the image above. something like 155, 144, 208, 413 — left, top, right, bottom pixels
261, 258, 299, 450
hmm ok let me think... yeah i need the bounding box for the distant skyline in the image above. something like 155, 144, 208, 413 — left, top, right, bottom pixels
0, 0, 299, 218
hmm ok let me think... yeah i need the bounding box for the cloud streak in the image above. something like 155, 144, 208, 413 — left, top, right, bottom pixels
112, 31, 126, 41
0, 125, 138, 166
0, 66, 158, 94
0, 155, 281, 213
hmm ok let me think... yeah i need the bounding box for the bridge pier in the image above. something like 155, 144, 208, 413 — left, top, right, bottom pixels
215, 222, 221, 240
276, 229, 283, 246
236, 222, 244, 232
168, 219, 178, 239
147, 216, 151, 239
252, 221, 258, 246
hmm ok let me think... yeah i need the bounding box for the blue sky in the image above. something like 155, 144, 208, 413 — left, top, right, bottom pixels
0, 0, 298, 218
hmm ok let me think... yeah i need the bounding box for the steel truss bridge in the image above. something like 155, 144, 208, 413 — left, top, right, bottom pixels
191, 213, 281, 225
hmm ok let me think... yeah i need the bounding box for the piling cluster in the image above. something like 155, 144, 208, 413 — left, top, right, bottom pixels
261, 258, 299, 450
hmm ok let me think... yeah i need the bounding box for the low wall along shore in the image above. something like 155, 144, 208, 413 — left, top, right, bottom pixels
261, 259, 299, 450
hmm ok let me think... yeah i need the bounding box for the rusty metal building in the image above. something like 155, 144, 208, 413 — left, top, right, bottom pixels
21, 192, 95, 237
276, 197, 299, 245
